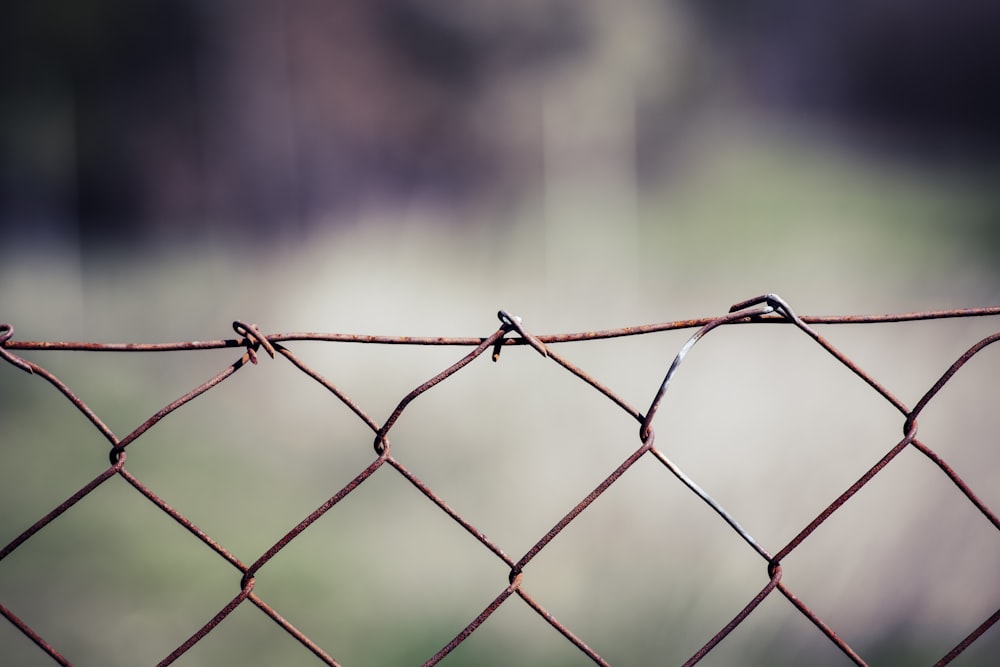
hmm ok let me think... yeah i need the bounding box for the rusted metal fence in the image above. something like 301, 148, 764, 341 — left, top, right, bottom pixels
2, 294, 998, 665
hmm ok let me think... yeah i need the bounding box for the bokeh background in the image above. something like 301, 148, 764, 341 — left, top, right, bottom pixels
2, 1, 999, 665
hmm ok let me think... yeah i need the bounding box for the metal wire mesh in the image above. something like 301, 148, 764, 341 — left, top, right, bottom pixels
2, 293, 998, 666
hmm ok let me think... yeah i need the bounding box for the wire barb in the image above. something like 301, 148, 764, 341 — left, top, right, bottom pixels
233, 320, 276, 364
497, 309, 548, 358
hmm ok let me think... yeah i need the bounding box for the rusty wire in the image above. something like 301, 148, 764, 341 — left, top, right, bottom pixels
1, 297, 999, 665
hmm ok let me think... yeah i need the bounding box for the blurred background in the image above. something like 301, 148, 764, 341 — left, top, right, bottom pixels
2, 1, 999, 665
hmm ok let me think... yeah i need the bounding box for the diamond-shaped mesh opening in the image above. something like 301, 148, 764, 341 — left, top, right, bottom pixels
386, 343, 642, 556
0, 478, 237, 666
248, 469, 508, 665
782, 446, 1000, 657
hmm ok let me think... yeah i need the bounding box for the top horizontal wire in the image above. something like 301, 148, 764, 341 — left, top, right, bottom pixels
4, 306, 1000, 352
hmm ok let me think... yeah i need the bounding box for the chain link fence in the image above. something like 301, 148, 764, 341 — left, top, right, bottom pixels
2, 293, 998, 666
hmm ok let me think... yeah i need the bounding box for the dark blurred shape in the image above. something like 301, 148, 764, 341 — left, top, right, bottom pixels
687, 1, 1000, 160
0, 0, 587, 247
683, 1, 1000, 266
1, 1, 202, 247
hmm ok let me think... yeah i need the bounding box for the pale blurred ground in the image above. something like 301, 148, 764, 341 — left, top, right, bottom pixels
2, 2, 1000, 665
